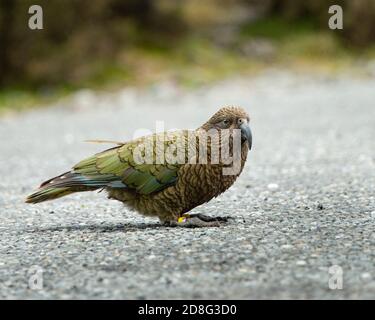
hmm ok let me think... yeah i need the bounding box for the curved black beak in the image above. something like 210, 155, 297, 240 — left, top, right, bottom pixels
240, 123, 252, 150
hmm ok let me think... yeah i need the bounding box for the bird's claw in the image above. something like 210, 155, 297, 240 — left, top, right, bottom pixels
164, 213, 230, 228
189, 213, 229, 222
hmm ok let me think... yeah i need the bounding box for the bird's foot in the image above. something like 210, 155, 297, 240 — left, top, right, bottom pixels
164, 213, 229, 228
188, 213, 229, 223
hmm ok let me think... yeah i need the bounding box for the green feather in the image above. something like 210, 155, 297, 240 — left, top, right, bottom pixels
70, 132, 187, 195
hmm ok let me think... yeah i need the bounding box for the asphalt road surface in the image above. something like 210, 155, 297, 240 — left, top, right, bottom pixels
0, 71, 374, 299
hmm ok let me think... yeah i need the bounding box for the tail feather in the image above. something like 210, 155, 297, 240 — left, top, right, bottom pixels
25, 186, 76, 204
25, 171, 103, 204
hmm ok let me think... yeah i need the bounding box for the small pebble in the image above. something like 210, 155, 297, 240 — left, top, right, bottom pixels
361, 273, 371, 280
267, 183, 279, 191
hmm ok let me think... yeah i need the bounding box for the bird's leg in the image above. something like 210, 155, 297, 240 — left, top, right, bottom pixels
187, 213, 229, 222
162, 213, 229, 228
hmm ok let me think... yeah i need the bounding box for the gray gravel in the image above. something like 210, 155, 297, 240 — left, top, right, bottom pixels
0, 70, 374, 299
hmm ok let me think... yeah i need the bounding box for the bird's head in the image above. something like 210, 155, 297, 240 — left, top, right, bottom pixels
201, 106, 252, 150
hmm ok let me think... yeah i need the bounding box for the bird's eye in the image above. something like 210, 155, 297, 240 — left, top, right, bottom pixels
217, 118, 231, 128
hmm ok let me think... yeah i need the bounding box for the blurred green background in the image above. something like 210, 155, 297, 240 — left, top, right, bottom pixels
1, 0, 375, 113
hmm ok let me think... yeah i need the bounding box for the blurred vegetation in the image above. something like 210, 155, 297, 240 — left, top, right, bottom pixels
1, 0, 375, 113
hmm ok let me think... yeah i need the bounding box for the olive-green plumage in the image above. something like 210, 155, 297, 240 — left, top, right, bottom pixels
26, 106, 252, 224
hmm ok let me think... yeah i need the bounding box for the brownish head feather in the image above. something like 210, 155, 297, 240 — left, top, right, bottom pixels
200, 106, 250, 130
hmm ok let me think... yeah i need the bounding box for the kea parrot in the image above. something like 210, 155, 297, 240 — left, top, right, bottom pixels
26, 106, 252, 227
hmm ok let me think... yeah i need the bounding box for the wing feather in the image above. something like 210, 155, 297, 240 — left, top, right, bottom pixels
72, 131, 188, 195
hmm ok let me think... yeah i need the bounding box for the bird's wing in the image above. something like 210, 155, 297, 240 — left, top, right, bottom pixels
73, 132, 188, 195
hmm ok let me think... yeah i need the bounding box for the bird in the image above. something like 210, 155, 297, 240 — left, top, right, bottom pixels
26, 106, 252, 227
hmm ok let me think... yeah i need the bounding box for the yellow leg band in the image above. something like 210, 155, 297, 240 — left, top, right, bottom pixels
177, 213, 190, 223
